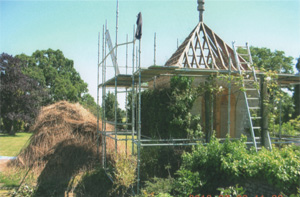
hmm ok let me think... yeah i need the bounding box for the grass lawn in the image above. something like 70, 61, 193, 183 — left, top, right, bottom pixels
0, 132, 32, 156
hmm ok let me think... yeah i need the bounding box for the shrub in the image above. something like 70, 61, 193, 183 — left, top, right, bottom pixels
141, 177, 174, 196
140, 146, 183, 182
175, 135, 300, 195
111, 153, 137, 196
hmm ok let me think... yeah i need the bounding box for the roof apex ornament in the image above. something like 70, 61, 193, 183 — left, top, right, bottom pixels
197, 0, 205, 22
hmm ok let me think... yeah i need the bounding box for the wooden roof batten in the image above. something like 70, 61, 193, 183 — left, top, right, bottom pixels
164, 0, 250, 71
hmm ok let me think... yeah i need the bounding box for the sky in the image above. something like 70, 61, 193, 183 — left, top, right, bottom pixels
1, 0, 300, 108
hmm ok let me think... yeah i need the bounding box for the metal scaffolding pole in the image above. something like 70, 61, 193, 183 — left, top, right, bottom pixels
137, 39, 142, 195
103, 21, 107, 168
125, 34, 128, 155
227, 57, 232, 136
132, 25, 136, 155
115, 0, 119, 155
154, 33, 156, 65
97, 32, 100, 159
279, 82, 282, 140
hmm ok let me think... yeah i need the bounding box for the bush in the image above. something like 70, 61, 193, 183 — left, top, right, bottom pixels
270, 116, 300, 136
175, 135, 300, 195
141, 177, 174, 196
140, 146, 184, 182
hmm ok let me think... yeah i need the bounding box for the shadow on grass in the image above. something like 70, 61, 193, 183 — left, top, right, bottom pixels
74, 166, 113, 197
34, 139, 97, 197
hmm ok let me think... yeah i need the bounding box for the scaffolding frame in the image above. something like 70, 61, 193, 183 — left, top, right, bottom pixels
97, 32, 300, 193
96, 9, 300, 196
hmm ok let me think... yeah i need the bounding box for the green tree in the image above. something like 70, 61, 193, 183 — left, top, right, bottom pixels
104, 92, 124, 123
250, 47, 294, 73
249, 47, 295, 123
16, 49, 88, 104
293, 57, 300, 118
0, 53, 46, 135
80, 93, 100, 117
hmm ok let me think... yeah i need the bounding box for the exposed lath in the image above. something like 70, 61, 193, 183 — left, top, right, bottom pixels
165, 22, 250, 71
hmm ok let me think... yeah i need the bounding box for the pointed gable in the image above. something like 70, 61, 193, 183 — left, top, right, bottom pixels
165, 22, 250, 71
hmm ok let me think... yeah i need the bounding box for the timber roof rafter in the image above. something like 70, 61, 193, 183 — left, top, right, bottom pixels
165, 22, 250, 71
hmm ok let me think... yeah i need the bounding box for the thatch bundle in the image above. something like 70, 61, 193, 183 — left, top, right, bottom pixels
11, 101, 114, 172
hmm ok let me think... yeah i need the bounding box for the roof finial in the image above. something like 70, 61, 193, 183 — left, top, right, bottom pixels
197, 0, 205, 22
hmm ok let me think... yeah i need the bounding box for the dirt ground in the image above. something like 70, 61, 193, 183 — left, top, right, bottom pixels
0, 160, 9, 172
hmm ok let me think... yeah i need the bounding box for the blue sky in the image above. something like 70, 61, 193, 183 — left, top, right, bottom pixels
1, 0, 300, 106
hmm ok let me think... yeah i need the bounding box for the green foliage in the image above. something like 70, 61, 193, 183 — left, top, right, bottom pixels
270, 116, 300, 136
0, 53, 46, 135
111, 153, 137, 196
140, 146, 183, 182
296, 57, 300, 72
79, 93, 100, 117
262, 70, 295, 125
16, 49, 88, 104
289, 188, 300, 197
139, 76, 203, 139
175, 136, 300, 195
104, 92, 124, 123
250, 47, 294, 74
293, 57, 300, 118
141, 177, 174, 196
217, 184, 245, 196
269, 91, 295, 125
9, 184, 35, 197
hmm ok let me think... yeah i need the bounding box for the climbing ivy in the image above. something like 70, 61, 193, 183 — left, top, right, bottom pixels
139, 76, 203, 139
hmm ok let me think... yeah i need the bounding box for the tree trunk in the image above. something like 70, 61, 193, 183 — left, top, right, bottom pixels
8, 121, 16, 135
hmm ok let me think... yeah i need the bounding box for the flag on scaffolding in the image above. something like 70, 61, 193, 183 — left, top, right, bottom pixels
135, 12, 142, 40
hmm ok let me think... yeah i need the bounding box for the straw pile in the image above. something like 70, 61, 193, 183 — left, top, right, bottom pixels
11, 101, 114, 173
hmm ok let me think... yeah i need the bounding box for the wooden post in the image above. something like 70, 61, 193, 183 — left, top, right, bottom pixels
260, 76, 271, 148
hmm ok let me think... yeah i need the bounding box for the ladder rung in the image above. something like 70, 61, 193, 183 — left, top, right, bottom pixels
117, 91, 129, 93
251, 117, 262, 120
240, 62, 249, 64
249, 107, 260, 110
245, 88, 257, 91
253, 127, 261, 129
247, 98, 259, 100
244, 79, 254, 82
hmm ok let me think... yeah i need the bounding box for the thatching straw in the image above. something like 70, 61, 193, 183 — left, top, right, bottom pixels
9, 101, 116, 174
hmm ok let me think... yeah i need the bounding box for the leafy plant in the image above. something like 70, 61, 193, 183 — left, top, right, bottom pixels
141, 177, 174, 196
217, 184, 246, 196
111, 153, 137, 196
9, 184, 35, 197
175, 135, 300, 195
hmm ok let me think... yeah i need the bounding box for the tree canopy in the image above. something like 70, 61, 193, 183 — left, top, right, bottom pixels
16, 49, 88, 104
293, 57, 300, 118
250, 47, 294, 74
0, 53, 46, 135
104, 92, 124, 123
1, 50, 100, 134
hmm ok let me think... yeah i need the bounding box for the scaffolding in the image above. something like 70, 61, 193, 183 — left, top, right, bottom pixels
97, 30, 300, 193
96, 1, 300, 195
